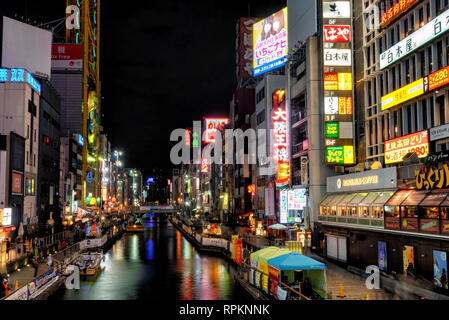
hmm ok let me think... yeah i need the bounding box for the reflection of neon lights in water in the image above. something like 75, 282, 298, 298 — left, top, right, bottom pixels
130, 235, 139, 260
176, 231, 181, 260
146, 238, 154, 260
182, 237, 191, 259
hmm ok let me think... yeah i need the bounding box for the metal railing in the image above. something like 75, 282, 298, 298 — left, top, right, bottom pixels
37, 230, 72, 248
52, 242, 82, 266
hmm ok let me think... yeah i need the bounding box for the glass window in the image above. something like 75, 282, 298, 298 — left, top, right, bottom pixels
421, 207, 439, 219
348, 206, 358, 217
359, 206, 370, 218
402, 206, 418, 218
441, 207, 449, 220
338, 207, 347, 217
385, 205, 400, 217
26, 177, 35, 195
320, 207, 327, 216
371, 206, 384, 219
329, 206, 337, 216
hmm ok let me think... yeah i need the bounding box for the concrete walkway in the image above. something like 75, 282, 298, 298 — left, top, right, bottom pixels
6, 260, 50, 290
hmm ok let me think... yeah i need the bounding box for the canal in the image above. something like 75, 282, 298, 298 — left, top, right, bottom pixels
51, 219, 251, 300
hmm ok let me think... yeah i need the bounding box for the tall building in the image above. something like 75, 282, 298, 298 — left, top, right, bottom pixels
37, 80, 62, 234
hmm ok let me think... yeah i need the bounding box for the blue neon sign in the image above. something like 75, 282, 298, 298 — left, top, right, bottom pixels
78, 134, 84, 146
0, 68, 41, 94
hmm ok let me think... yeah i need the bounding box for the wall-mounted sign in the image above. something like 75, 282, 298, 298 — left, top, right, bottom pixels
279, 189, 288, 224
381, 78, 424, 111
325, 146, 354, 164
426, 150, 449, 165
287, 189, 306, 210
0, 68, 41, 94
415, 163, 449, 190
0, 208, 12, 226
51, 44, 83, 71
327, 167, 397, 193
11, 171, 23, 195
78, 134, 84, 146
272, 89, 290, 185
325, 122, 339, 138
323, 49, 352, 66
323, 25, 351, 42
324, 97, 353, 115
201, 158, 209, 173
253, 8, 288, 76
322, 1, 351, 19
324, 73, 352, 90
426, 65, 449, 91
430, 123, 449, 141
204, 118, 229, 143
380, 7, 449, 70
385, 130, 429, 164
381, 0, 420, 27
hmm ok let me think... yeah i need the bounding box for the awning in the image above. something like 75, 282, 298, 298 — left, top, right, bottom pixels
385, 190, 414, 206
326, 194, 347, 205
349, 193, 369, 204
359, 192, 382, 205
401, 190, 428, 206
258, 248, 291, 266
372, 191, 396, 205
339, 193, 357, 205
268, 252, 326, 271
250, 247, 279, 263
420, 189, 448, 206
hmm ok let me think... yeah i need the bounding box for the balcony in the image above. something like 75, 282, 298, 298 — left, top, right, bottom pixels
291, 110, 307, 126
292, 140, 308, 156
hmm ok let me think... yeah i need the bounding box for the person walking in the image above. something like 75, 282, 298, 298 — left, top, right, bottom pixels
32, 257, 39, 277
47, 255, 53, 269
2, 278, 11, 297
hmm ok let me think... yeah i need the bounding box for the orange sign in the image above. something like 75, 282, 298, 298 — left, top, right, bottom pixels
381, 0, 419, 26
234, 239, 242, 264
385, 130, 429, 164
427, 66, 449, 91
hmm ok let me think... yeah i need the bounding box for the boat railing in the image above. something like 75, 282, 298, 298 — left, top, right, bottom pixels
52, 242, 82, 266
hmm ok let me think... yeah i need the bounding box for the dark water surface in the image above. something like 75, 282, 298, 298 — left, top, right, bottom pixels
51, 219, 250, 300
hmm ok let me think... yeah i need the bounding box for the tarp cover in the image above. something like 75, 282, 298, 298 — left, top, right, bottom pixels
268, 252, 326, 271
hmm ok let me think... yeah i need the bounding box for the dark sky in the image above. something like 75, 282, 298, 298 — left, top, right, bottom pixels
1, 0, 286, 180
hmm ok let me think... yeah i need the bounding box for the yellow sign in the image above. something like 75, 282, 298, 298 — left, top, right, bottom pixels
381, 78, 424, 111
344, 145, 354, 164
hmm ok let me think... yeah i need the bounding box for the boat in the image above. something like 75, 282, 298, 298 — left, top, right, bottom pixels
66, 252, 105, 277
126, 222, 144, 232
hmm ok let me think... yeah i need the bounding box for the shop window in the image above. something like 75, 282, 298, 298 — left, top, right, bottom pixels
329, 206, 337, 216
385, 206, 400, 217
338, 207, 347, 217
419, 207, 440, 233
25, 177, 35, 195
371, 206, 384, 219
348, 206, 358, 217
320, 207, 326, 216
441, 207, 449, 234
359, 206, 370, 219
402, 206, 418, 218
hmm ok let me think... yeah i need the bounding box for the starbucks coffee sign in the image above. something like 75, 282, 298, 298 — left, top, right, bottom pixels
327, 167, 397, 193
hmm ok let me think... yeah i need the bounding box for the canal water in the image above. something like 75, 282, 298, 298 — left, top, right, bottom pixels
51, 219, 251, 300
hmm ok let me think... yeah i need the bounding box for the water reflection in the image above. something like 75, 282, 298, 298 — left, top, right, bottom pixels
52, 220, 249, 300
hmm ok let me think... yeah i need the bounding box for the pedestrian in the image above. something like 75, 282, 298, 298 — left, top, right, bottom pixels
47, 255, 53, 269
2, 278, 10, 297
62, 240, 67, 249
32, 257, 39, 277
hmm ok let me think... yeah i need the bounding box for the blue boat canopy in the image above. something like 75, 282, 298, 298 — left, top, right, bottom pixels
268, 252, 326, 271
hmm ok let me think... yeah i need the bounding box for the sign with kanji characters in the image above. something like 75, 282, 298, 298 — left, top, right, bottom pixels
201, 158, 209, 173
324, 73, 352, 90
204, 118, 229, 144
384, 130, 429, 164
415, 163, 449, 190
380, 7, 449, 69
381, 0, 420, 27
324, 49, 352, 66
381, 78, 424, 111
272, 89, 290, 184
279, 189, 288, 224
323, 25, 351, 42
0, 68, 41, 94
236, 18, 259, 80
323, 1, 351, 19
326, 146, 354, 164
426, 65, 449, 92
11, 171, 23, 195
51, 44, 83, 70
325, 97, 352, 115
253, 8, 288, 76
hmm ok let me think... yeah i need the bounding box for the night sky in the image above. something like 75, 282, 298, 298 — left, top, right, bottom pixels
1, 0, 286, 180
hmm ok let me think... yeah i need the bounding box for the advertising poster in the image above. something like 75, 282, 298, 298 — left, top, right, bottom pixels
253, 8, 288, 76
403, 245, 414, 275
234, 239, 242, 264
27, 266, 60, 299
433, 250, 448, 288
236, 18, 259, 80
378, 241, 387, 271
11, 171, 23, 194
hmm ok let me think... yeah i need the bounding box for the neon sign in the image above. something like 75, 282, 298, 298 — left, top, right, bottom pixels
201, 158, 209, 173
381, 0, 419, 27
272, 89, 290, 184
385, 130, 429, 164
0, 68, 41, 93
204, 118, 230, 143
381, 78, 424, 111
324, 25, 351, 42
279, 189, 288, 224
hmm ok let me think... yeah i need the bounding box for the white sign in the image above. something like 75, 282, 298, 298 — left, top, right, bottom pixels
323, 1, 351, 19
380, 7, 449, 69
288, 189, 307, 210
265, 186, 275, 217
1, 208, 12, 226
327, 167, 397, 193
280, 189, 288, 224
325, 97, 339, 114
430, 123, 449, 141
324, 49, 352, 66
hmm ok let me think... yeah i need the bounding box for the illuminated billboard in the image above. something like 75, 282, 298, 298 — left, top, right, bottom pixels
323, 49, 352, 66
324, 73, 352, 91
201, 158, 209, 173
51, 44, 83, 71
381, 0, 420, 27
326, 146, 354, 165
272, 89, 290, 186
279, 189, 288, 224
323, 25, 351, 42
324, 97, 352, 115
323, 1, 350, 19
380, 7, 449, 70
0, 68, 41, 93
204, 118, 229, 143
384, 130, 429, 164
253, 8, 288, 76
426, 66, 449, 91
381, 78, 424, 111
325, 122, 339, 138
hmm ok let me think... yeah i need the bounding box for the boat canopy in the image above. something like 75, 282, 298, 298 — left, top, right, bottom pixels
250, 247, 278, 262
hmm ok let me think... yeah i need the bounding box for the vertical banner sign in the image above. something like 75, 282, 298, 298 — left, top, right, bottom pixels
279, 189, 288, 224
433, 250, 448, 289
234, 239, 243, 264
322, 0, 355, 165
272, 89, 290, 187
378, 241, 387, 271
236, 18, 259, 80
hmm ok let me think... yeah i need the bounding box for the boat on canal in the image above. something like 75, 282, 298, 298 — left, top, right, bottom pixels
64, 252, 105, 277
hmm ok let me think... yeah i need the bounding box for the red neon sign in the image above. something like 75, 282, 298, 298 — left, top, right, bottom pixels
204, 118, 230, 143
201, 158, 209, 173
185, 129, 191, 146
381, 0, 419, 26
323, 25, 351, 42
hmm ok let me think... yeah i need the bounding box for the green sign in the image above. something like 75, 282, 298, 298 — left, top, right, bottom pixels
326, 146, 344, 164
325, 122, 339, 138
